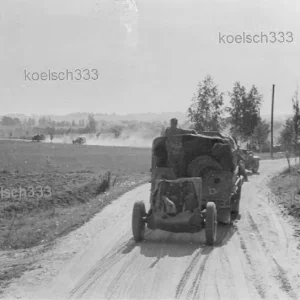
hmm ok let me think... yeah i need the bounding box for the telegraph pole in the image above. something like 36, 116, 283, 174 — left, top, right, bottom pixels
270, 84, 275, 159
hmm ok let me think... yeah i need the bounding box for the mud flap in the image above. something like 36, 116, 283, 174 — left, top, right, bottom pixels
217, 208, 232, 224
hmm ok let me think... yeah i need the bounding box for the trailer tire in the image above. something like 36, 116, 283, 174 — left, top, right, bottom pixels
205, 202, 217, 246
132, 201, 146, 242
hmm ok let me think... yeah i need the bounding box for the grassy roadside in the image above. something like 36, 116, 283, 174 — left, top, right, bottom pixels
268, 163, 300, 219
0, 140, 151, 292
0, 172, 149, 250
255, 152, 287, 160
0, 172, 149, 292
0, 140, 150, 250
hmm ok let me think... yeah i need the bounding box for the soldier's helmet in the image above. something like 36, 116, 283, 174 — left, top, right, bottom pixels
170, 118, 178, 125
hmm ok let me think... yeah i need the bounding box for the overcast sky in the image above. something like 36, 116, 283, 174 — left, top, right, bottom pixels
0, 0, 299, 116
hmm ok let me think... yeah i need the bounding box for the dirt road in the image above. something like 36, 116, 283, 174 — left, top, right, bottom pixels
3, 159, 300, 300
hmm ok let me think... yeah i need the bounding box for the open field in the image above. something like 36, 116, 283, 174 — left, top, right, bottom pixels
0, 140, 150, 174
0, 140, 150, 249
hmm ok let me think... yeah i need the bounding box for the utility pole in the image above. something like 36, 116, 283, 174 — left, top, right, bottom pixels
270, 84, 275, 159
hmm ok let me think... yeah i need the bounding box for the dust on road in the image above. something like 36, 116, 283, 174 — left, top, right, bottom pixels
2, 159, 300, 300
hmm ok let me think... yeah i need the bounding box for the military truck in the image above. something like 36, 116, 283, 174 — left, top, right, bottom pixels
72, 137, 86, 144
32, 134, 45, 142
132, 132, 244, 246
238, 149, 260, 173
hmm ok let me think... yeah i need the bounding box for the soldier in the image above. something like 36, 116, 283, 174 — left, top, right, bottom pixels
164, 118, 196, 136
163, 118, 196, 177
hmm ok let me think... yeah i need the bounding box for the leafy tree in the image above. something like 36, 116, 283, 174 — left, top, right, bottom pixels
252, 120, 270, 152
87, 114, 97, 133
1, 116, 21, 126
78, 119, 85, 127
188, 75, 224, 131
292, 88, 300, 160
228, 83, 262, 141
278, 118, 294, 172
278, 118, 294, 150
228, 82, 246, 140
110, 124, 123, 138
242, 86, 262, 137
38, 116, 48, 127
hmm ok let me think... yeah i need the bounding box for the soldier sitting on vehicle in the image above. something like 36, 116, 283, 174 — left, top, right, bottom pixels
163, 118, 196, 177
163, 118, 197, 136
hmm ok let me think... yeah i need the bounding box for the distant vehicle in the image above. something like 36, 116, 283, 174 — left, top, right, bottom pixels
72, 137, 86, 144
32, 134, 45, 142
238, 149, 260, 173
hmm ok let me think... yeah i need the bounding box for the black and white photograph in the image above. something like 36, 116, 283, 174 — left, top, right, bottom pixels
1, 0, 300, 299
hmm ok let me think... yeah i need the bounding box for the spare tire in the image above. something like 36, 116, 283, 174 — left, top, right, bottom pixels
187, 155, 222, 177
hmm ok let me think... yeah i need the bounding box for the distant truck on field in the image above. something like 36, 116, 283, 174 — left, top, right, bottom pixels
72, 137, 86, 144
32, 134, 45, 142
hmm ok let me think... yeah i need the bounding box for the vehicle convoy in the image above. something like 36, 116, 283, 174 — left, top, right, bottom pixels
132, 132, 244, 246
72, 137, 86, 144
32, 134, 45, 142
238, 148, 260, 173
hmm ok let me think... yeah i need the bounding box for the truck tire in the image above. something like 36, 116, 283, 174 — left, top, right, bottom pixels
205, 202, 217, 246
187, 156, 222, 178
132, 201, 146, 242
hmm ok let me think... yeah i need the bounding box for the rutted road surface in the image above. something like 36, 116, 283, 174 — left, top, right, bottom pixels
3, 159, 300, 299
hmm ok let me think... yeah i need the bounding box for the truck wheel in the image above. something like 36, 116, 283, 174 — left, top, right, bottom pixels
252, 162, 259, 173
132, 201, 146, 242
205, 202, 217, 246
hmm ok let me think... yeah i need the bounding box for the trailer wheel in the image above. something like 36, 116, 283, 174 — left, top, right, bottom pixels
205, 202, 217, 246
132, 201, 146, 242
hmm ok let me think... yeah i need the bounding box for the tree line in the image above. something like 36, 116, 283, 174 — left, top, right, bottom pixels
0, 116, 87, 128
278, 89, 300, 170
187, 75, 270, 151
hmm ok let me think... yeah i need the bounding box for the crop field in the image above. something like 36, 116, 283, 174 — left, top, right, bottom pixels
0, 140, 150, 250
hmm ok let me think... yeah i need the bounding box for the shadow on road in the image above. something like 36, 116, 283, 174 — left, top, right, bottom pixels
121, 222, 238, 262
215, 223, 238, 246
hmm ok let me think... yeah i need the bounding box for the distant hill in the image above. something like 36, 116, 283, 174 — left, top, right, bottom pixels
1, 112, 188, 123
2, 112, 291, 122
0, 112, 291, 141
